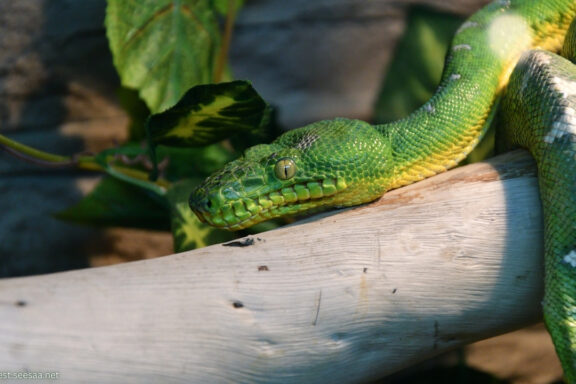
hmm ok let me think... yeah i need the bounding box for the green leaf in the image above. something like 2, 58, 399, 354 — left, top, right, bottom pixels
147, 80, 271, 147
373, 7, 463, 123
105, 0, 221, 113
157, 144, 235, 181
94, 143, 167, 196
167, 179, 235, 252
94, 141, 235, 185
56, 177, 171, 231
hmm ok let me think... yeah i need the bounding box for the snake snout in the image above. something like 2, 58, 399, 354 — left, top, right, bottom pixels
189, 188, 213, 219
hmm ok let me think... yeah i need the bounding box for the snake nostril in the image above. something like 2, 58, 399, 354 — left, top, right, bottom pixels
189, 192, 204, 211
189, 193, 214, 213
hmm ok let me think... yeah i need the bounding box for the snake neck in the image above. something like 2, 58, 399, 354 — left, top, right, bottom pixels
377, 0, 575, 190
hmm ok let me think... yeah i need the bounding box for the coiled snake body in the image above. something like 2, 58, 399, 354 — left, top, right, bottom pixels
190, 0, 576, 380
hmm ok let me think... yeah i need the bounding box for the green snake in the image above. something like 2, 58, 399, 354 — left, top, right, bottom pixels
189, 0, 576, 380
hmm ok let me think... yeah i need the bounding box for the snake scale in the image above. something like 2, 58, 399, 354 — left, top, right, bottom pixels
189, 0, 576, 380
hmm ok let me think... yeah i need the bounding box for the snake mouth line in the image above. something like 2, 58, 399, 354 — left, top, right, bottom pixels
193, 178, 347, 230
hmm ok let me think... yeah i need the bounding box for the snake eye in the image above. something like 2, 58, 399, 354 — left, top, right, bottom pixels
274, 158, 296, 180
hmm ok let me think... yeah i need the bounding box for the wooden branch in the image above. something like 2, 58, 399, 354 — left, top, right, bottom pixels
0, 150, 545, 383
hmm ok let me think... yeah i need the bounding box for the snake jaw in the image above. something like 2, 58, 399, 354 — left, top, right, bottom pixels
189, 177, 349, 230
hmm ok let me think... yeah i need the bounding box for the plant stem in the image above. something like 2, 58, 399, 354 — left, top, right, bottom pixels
214, 0, 237, 83
111, 164, 172, 189
0, 132, 170, 189
0, 133, 72, 165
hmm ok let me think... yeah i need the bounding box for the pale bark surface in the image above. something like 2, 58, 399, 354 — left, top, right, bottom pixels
0, 151, 547, 383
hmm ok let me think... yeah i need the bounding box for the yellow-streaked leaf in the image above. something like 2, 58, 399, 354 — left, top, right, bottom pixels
147, 80, 270, 147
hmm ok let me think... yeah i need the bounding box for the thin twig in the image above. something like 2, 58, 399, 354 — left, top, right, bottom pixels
0, 143, 77, 168
214, 0, 238, 83
0, 132, 170, 189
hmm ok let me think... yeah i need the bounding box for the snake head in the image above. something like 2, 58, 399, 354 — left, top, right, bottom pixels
189, 118, 393, 230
